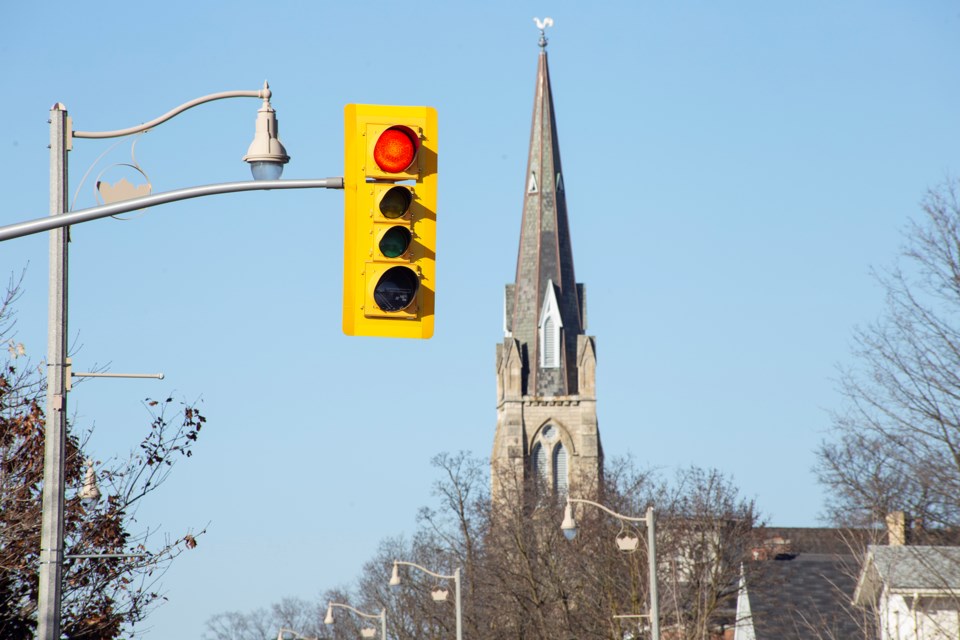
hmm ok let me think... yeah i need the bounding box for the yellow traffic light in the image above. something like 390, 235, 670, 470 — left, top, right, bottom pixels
343, 104, 437, 339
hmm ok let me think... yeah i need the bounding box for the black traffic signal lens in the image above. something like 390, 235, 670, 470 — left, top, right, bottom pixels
379, 186, 412, 219
373, 266, 419, 312
379, 226, 412, 258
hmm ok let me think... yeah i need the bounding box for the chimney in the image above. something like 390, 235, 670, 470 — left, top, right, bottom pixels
886, 511, 908, 546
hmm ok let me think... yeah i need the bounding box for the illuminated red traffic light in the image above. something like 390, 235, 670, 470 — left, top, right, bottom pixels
374, 127, 418, 173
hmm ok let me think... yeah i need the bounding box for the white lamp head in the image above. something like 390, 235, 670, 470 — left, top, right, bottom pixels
360, 628, 376, 638
561, 502, 578, 541
389, 562, 401, 586
79, 460, 101, 508
323, 604, 334, 625
243, 81, 289, 181
615, 530, 641, 552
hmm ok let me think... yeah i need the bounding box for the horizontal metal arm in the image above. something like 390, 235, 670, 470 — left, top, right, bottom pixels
64, 553, 149, 559
567, 497, 650, 524
72, 372, 165, 380
73, 88, 268, 140
0, 178, 344, 242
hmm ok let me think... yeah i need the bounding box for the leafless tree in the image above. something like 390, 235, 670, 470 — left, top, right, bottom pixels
817, 179, 960, 533
205, 454, 758, 640
0, 276, 208, 639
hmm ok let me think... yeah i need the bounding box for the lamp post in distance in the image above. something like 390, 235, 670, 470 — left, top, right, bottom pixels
389, 559, 462, 640
277, 627, 319, 640
561, 497, 660, 640
324, 600, 386, 640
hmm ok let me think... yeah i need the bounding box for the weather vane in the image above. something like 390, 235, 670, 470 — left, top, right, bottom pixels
534, 17, 554, 48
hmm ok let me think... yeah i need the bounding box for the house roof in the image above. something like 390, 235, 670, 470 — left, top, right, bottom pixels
853, 545, 960, 604
742, 554, 871, 640
753, 527, 877, 557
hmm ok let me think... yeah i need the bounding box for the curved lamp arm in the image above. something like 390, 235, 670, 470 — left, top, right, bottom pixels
391, 559, 456, 581
73, 86, 270, 139
565, 497, 650, 524
69, 81, 288, 180
277, 627, 318, 640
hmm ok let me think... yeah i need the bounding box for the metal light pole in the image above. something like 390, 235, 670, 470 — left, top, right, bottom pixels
31, 85, 340, 640
37, 101, 70, 640
389, 560, 462, 640
561, 499, 660, 640
325, 601, 387, 640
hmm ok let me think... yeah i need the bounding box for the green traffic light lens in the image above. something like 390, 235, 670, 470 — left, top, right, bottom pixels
379, 226, 412, 258
374, 266, 419, 312
379, 186, 413, 219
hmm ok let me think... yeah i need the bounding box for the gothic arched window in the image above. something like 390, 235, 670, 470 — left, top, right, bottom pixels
553, 442, 568, 494
531, 424, 569, 493
532, 442, 549, 484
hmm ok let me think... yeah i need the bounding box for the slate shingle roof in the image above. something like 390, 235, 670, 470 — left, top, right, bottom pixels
744, 553, 872, 640
870, 545, 960, 590
853, 545, 960, 606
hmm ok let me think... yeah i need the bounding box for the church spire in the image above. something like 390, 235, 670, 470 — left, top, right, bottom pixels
492, 23, 602, 502
504, 20, 585, 397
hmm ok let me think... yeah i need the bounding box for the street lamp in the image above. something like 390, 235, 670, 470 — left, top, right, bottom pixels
243, 84, 290, 180
389, 560, 462, 640
561, 498, 660, 640
33, 83, 338, 640
277, 627, 319, 640
324, 600, 386, 640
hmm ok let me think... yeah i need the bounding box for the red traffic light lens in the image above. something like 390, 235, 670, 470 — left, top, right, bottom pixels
374, 127, 418, 173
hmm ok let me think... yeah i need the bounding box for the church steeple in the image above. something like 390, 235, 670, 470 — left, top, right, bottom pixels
493, 22, 601, 501
504, 24, 585, 397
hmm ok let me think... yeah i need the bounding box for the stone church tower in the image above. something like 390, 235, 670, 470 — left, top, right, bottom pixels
492, 31, 602, 500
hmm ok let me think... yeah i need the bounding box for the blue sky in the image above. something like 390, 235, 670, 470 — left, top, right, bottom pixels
2, 1, 959, 638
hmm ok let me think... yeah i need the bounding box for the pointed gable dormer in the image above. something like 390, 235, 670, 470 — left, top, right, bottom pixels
538, 280, 563, 369
505, 29, 585, 397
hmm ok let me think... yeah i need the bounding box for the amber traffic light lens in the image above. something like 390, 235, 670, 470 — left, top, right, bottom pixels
379, 186, 413, 219
373, 266, 419, 312
374, 127, 418, 173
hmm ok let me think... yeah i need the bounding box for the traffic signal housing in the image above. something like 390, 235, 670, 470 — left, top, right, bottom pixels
343, 104, 437, 339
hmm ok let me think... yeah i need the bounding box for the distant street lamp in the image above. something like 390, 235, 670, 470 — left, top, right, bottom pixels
324, 600, 386, 640
389, 560, 462, 640
277, 627, 319, 640
561, 498, 660, 640
23, 83, 342, 640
